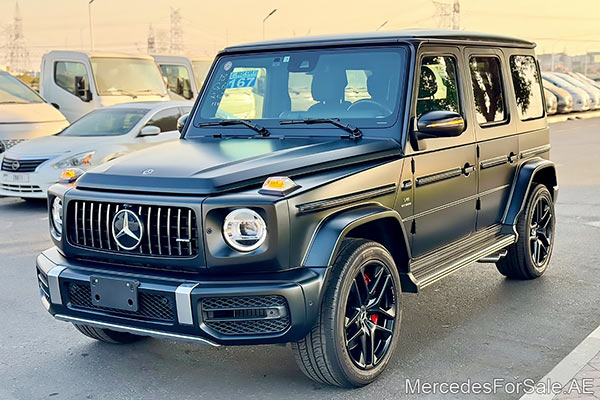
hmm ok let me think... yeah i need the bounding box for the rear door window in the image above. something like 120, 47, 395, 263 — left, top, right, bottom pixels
509, 55, 544, 120
469, 57, 506, 125
146, 107, 180, 132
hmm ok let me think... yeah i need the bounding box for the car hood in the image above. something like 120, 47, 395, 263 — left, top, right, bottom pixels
6, 134, 121, 158
0, 102, 66, 124
76, 137, 401, 195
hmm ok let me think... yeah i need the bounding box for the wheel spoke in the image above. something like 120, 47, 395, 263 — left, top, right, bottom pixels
346, 328, 363, 350
372, 306, 396, 321
372, 275, 391, 307
352, 279, 363, 305
345, 308, 360, 329
358, 268, 369, 302
368, 267, 385, 298
536, 239, 543, 264
374, 324, 394, 337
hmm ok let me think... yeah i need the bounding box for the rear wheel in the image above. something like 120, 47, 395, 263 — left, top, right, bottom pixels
292, 239, 402, 387
496, 184, 555, 279
73, 323, 147, 344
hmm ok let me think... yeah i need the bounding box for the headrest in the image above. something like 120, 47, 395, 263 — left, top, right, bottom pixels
367, 74, 389, 101
311, 71, 348, 102
418, 66, 438, 98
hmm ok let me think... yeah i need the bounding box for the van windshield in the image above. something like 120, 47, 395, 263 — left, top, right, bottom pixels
191, 46, 408, 135
59, 108, 148, 137
91, 57, 167, 97
0, 73, 44, 104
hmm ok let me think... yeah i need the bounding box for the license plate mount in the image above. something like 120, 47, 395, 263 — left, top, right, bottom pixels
90, 276, 139, 312
2, 172, 29, 183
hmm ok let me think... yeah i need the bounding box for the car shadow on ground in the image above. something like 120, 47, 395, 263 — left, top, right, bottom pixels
0, 197, 46, 213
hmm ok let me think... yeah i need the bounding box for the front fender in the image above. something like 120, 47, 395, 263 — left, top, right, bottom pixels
501, 158, 558, 235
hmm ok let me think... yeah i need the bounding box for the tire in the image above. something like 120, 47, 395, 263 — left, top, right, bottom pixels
72, 323, 147, 344
291, 239, 402, 387
496, 184, 555, 279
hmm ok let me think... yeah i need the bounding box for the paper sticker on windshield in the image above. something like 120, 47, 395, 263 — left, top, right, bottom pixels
226, 70, 258, 89
223, 61, 233, 71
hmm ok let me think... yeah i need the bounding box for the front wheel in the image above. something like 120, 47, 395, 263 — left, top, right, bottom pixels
496, 184, 556, 279
73, 323, 147, 344
292, 239, 402, 387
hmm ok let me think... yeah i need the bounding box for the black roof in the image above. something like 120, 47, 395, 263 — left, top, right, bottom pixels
223, 29, 535, 53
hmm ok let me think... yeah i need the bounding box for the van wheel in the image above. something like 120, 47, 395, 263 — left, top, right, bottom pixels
497, 184, 555, 279
291, 239, 402, 387
73, 323, 146, 344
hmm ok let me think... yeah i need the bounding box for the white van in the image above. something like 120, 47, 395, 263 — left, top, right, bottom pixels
152, 55, 198, 100
0, 70, 68, 155
40, 51, 169, 122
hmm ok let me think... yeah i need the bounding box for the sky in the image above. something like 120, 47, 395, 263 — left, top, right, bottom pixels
1, 0, 600, 71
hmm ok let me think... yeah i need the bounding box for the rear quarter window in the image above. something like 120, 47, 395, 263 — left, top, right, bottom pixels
509, 55, 545, 121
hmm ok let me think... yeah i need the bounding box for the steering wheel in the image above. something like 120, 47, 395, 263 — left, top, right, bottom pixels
347, 99, 392, 116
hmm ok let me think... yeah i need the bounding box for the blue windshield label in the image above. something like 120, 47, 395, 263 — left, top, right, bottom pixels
227, 70, 258, 89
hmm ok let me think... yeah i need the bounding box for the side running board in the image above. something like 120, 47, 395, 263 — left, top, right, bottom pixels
413, 235, 516, 290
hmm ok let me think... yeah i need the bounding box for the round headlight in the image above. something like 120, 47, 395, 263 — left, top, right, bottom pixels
222, 208, 267, 252
51, 197, 63, 236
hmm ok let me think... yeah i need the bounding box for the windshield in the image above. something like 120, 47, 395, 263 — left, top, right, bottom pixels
0, 73, 44, 104
91, 57, 167, 96
60, 108, 148, 137
191, 47, 407, 136
192, 60, 212, 88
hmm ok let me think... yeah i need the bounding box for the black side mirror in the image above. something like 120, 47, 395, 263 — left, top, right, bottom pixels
177, 113, 189, 133
415, 110, 464, 138
75, 76, 92, 102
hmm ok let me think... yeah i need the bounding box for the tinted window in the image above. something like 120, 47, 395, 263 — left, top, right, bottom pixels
510, 55, 544, 120
0, 73, 44, 104
146, 107, 180, 132
160, 64, 193, 99
469, 57, 506, 125
416, 56, 460, 119
60, 108, 148, 137
195, 47, 407, 131
54, 61, 89, 96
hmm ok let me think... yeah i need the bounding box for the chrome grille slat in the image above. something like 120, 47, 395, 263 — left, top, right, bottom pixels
177, 209, 182, 256
67, 201, 198, 259
167, 208, 172, 256
89, 203, 95, 247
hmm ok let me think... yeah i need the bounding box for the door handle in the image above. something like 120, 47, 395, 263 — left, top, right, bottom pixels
462, 164, 476, 176
508, 153, 518, 164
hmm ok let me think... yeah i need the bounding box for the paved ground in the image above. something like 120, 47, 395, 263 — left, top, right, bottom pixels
1, 118, 600, 399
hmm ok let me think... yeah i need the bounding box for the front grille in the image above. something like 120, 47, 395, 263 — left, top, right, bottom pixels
1, 183, 42, 193
1, 157, 48, 172
0, 139, 26, 154
67, 201, 199, 258
202, 295, 290, 336
67, 282, 175, 322
37, 267, 50, 302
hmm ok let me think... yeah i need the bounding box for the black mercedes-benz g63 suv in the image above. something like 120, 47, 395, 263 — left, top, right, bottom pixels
38, 30, 557, 387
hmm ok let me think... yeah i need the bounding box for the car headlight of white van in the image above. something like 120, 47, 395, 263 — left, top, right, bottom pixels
223, 208, 267, 252
53, 151, 95, 169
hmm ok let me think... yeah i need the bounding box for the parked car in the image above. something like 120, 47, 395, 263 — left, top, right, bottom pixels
570, 72, 600, 91
152, 55, 199, 101
1, 101, 191, 199
39, 31, 557, 388
544, 88, 557, 115
0, 70, 68, 155
543, 73, 590, 112
551, 72, 600, 110
40, 51, 169, 122
542, 79, 573, 113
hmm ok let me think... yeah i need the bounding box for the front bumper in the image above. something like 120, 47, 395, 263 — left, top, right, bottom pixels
36, 247, 327, 346
0, 164, 60, 199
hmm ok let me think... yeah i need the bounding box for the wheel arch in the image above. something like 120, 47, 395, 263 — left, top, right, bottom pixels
501, 158, 558, 235
302, 205, 417, 293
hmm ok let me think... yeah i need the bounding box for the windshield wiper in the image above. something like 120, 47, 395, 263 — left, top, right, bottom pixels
104, 88, 137, 98
280, 118, 362, 139
195, 119, 270, 137
135, 89, 167, 96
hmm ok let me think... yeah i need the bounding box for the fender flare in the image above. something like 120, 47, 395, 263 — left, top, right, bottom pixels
501, 158, 558, 235
301, 205, 417, 292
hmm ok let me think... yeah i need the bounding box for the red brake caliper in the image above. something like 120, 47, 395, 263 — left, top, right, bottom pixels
363, 272, 378, 324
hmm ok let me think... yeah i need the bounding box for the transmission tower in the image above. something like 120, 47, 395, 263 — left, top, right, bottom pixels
433, 0, 460, 30
6, 2, 30, 73
147, 24, 156, 53
169, 7, 183, 55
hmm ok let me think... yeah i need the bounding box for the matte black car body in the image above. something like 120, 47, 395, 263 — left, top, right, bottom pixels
37, 30, 557, 381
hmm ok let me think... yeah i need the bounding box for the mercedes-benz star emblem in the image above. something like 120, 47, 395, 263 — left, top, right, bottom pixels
112, 209, 143, 250
11, 160, 20, 171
